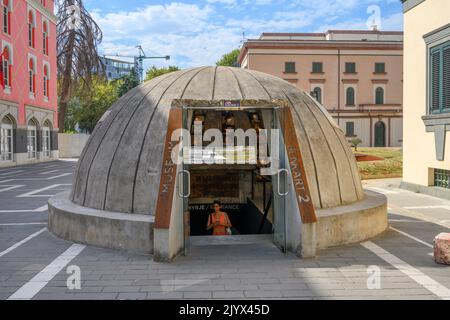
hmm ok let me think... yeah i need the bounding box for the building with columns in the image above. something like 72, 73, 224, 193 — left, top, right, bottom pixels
0, 0, 58, 167
238, 30, 403, 148
401, 0, 450, 198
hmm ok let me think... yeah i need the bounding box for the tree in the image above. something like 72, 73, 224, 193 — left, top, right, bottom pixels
350, 138, 363, 152
64, 95, 82, 132
145, 66, 180, 82
57, 0, 103, 133
73, 77, 120, 133
216, 49, 241, 67
117, 68, 140, 97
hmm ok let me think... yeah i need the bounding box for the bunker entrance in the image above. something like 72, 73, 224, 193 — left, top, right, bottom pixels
178, 102, 289, 252
187, 168, 274, 236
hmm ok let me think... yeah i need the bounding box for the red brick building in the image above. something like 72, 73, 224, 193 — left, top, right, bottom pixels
0, 0, 58, 167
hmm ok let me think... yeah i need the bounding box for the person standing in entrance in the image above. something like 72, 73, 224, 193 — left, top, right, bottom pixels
207, 200, 232, 236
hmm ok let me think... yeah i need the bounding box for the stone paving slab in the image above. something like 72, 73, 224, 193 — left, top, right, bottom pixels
0, 163, 449, 300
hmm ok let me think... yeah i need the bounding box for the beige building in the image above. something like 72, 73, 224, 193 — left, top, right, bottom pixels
402, 0, 450, 198
238, 30, 404, 147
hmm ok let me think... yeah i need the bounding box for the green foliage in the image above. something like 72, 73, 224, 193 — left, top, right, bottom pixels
63, 66, 178, 134
216, 49, 241, 67
65, 76, 120, 133
145, 65, 180, 82
63, 96, 82, 132
117, 68, 140, 97
63, 130, 78, 134
350, 138, 363, 151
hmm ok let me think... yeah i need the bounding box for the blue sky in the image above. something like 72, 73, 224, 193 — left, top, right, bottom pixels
82, 0, 404, 70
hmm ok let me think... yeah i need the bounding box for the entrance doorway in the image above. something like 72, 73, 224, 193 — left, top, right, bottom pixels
374, 121, 386, 147
178, 103, 288, 254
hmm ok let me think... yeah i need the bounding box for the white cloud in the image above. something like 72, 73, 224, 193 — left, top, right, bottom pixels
90, 0, 403, 69
380, 12, 403, 30
92, 3, 243, 68
206, 0, 237, 5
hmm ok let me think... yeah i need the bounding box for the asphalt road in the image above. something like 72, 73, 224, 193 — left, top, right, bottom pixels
0, 161, 449, 300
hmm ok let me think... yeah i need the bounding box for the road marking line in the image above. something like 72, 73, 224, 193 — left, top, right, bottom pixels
0, 228, 46, 258
404, 205, 450, 211
41, 164, 59, 169
367, 187, 398, 195
0, 223, 47, 226
16, 184, 71, 198
388, 203, 450, 229
0, 185, 24, 193
0, 170, 24, 176
390, 227, 434, 248
34, 205, 48, 212
0, 173, 72, 182
47, 173, 72, 180
0, 205, 48, 213
361, 241, 450, 300
39, 170, 59, 175
8, 244, 86, 300
389, 219, 428, 223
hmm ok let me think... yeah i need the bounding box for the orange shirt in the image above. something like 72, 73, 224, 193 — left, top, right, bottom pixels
209, 212, 231, 236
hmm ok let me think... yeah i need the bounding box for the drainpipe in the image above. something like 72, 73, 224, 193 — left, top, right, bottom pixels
337, 49, 341, 125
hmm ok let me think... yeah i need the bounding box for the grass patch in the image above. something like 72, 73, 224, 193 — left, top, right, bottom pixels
353, 147, 403, 180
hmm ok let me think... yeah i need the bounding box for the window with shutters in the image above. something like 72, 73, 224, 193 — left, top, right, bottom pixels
2, 0, 11, 35
312, 62, 323, 73
375, 62, 386, 74
43, 64, 49, 99
430, 41, 450, 114
375, 87, 384, 105
43, 21, 49, 55
345, 122, 355, 137
28, 10, 36, 48
345, 62, 356, 73
284, 62, 296, 73
2, 45, 11, 89
346, 87, 355, 106
29, 57, 36, 97
312, 87, 322, 104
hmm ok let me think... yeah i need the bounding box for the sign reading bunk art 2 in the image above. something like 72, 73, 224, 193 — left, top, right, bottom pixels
281, 107, 317, 224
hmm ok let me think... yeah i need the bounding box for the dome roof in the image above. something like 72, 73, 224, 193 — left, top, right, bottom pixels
70, 66, 363, 214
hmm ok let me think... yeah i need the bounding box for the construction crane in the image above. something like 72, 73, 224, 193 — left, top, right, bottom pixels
110, 45, 170, 82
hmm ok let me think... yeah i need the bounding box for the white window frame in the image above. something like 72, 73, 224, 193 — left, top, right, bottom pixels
43, 61, 50, 101
2, 40, 12, 93
27, 6, 36, 48
42, 124, 51, 158
42, 18, 49, 55
0, 120, 13, 161
2, 0, 12, 35
28, 54, 37, 99
27, 124, 37, 159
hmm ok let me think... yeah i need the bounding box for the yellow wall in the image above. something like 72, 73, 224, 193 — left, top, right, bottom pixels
403, 0, 450, 186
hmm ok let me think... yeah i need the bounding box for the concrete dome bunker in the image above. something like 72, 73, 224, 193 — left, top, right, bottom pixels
48, 66, 388, 262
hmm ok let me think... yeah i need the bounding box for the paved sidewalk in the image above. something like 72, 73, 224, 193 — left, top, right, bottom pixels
0, 163, 449, 300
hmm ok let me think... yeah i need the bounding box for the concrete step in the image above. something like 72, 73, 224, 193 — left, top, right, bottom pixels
190, 234, 273, 246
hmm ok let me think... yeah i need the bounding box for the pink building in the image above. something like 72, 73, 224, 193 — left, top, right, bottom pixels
238, 30, 404, 148
0, 0, 58, 167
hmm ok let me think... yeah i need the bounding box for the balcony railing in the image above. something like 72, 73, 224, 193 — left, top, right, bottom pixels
328, 103, 402, 113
